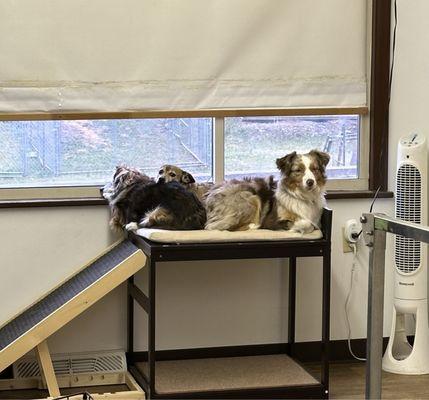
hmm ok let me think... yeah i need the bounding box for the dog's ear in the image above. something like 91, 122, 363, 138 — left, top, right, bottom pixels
266, 175, 276, 190
309, 150, 330, 167
113, 165, 122, 176
113, 165, 125, 181
181, 172, 196, 184
276, 151, 297, 172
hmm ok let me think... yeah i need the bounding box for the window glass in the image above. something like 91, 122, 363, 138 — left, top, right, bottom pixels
224, 115, 359, 180
0, 118, 213, 187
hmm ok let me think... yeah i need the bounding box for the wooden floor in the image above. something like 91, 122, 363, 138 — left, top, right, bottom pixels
315, 361, 429, 399
2, 362, 429, 399
0, 384, 128, 399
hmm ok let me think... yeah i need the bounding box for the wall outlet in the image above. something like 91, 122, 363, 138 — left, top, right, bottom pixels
345, 219, 360, 243
342, 219, 360, 253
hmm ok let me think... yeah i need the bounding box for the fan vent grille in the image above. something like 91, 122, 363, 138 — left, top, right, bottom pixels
395, 163, 422, 274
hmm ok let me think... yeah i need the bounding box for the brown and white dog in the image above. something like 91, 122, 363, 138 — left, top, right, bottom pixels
157, 164, 195, 186
157, 164, 213, 200
265, 150, 329, 233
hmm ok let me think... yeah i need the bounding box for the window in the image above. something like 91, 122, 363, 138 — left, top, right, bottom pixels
0, 118, 213, 188
224, 115, 360, 181
0, 112, 365, 199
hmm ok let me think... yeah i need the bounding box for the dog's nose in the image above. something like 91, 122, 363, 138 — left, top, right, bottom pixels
158, 177, 165, 184
306, 179, 314, 187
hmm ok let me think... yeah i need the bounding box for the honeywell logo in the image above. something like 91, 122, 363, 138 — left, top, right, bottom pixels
399, 282, 415, 286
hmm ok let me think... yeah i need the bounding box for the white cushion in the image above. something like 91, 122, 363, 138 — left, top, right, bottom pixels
135, 228, 323, 244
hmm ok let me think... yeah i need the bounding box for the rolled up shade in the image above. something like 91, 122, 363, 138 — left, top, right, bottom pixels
0, 0, 368, 112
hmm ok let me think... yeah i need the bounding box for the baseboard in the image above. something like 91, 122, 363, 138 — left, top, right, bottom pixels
0, 336, 410, 381
127, 336, 405, 364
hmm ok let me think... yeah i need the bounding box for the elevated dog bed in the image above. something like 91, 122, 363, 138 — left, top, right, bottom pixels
127, 209, 332, 398
135, 228, 322, 243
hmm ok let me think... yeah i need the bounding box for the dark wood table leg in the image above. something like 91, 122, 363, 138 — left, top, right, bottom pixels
321, 248, 331, 398
288, 257, 296, 357
148, 257, 157, 398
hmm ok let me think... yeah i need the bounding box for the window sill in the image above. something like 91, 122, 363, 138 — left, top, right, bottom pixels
326, 190, 393, 200
0, 190, 393, 208
0, 197, 107, 208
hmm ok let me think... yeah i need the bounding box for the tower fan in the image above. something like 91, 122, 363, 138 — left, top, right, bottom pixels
383, 133, 429, 374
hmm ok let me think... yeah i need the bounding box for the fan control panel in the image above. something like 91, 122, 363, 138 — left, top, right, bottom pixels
400, 133, 425, 147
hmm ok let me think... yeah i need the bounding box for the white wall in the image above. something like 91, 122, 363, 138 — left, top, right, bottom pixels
4, 0, 429, 357
388, 0, 429, 192
0, 198, 394, 356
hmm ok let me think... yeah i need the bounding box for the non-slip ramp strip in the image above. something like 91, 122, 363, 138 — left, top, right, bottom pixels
0, 240, 145, 372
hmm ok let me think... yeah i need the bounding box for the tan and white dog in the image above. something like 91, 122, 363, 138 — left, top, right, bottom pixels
157, 164, 213, 200
265, 150, 330, 233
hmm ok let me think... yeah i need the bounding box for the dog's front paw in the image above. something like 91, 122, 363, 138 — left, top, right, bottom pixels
205, 222, 219, 231
248, 223, 260, 230
291, 219, 314, 234
125, 222, 139, 231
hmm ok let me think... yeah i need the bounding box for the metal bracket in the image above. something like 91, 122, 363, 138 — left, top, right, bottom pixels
361, 212, 388, 400
360, 213, 375, 247
360, 211, 429, 399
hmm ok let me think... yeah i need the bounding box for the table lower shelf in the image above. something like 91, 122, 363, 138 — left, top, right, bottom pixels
134, 354, 323, 398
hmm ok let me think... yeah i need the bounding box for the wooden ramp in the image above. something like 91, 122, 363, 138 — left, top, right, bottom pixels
0, 240, 146, 398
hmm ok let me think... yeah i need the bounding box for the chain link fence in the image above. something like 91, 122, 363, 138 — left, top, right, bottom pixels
0, 115, 358, 187
0, 119, 213, 187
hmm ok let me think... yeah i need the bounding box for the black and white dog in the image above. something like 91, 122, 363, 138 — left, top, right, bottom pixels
104, 165, 207, 231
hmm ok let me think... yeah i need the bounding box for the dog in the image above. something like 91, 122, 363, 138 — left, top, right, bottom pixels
102, 165, 153, 231
264, 150, 330, 233
122, 180, 207, 231
157, 164, 213, 200
102, 165, 152, 201
204, 176, 276, 231
104, 165, 206, 231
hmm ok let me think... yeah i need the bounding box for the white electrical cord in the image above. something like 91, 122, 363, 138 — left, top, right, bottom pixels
344, 242, 366, 361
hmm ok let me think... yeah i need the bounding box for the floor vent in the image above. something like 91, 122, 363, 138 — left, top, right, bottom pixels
13, 350, 126, 378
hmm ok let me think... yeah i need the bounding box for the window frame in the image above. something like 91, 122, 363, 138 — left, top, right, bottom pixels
369, 0, 391, 192
217, 113, 368, 190
0, 107, 368, 202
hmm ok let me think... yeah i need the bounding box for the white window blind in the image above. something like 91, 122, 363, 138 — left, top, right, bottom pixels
0, 0, 368, 113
